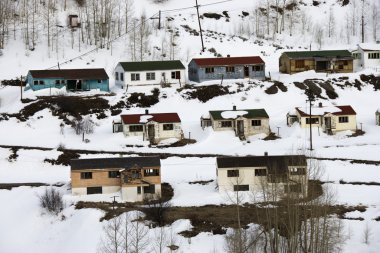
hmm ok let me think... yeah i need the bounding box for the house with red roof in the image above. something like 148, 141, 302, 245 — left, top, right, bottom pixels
116, 110, 183, 144
287, 103, 357, 135
188, 55, 265, 83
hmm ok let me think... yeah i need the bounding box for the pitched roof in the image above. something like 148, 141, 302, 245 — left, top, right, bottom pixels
358, 43, 380, 51
192, 56, 265, 67
28, 69, 109, 80
209, 109, 269, 120
120, 113, 181, 124
296, 105, 356, 117
118, 60, 185, 72
71, 156, 160, 170
282, 50, 353, 59
217, 155, 307, 174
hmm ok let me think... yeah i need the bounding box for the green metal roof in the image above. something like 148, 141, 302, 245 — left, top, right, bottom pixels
209, 109, 269, 120
119, 60, 185, 71
283, 50, 353, 59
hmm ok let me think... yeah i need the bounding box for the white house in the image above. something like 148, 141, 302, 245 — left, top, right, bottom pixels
352, 43, 380, 70
216, 154, 308, 197
114, 60, 186, 88
118, 110, 183, 144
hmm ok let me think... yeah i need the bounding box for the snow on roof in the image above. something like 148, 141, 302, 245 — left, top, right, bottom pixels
139, 115, 153, 123
221, 110, 248, 119
296, 105, 356, 116
359, 43, 380, 51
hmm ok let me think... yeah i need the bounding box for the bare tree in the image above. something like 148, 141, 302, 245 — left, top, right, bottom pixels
362, 222, 372, 244
98, 215, 124, 253
151, 226, 169, 253
130, 212, 149, 253
372, 3, 379, 41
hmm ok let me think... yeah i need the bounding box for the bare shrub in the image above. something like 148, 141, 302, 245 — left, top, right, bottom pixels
38, 187, 64, 215
143, 195, 171, 226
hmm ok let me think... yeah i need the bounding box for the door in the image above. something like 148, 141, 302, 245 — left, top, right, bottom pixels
237, 120, 244, 135
148, 125, 155, 139
87, 186, 102, 194
316, 61, 328, 71
324, 117, 332, 132
244, 66, 249, 77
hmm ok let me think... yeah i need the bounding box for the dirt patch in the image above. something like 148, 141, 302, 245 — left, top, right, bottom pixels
8, 147, 19, 162
127, 88, 160, 107
155, 139, 197, 148
202, 13, 223, 20
339, 179, 380, 186
318, 80, 338, 99
360, 74, 380, 90
263, 132, 281, 141
294, 81, 307, 90
0, 182, 64, 190
44, 150, 80, 166
189, 180, 214, 185
180, 85, 230, 102
348, 129, 365, 138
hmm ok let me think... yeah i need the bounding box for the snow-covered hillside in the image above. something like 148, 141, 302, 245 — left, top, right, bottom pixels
0, 0, 380, 253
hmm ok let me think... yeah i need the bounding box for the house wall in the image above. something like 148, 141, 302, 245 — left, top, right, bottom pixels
331, 60, 354, 73
289, 59, 315, 74
114, 64, 126, 89
71, 169, 122, 188
280, 56, 353, 74
188, 60, 265, 83
360, 49, 380, 69
122, 121, 182, 142
211, 116, 270, 137
121, 183, 161, 202
296, 110, 322, 128
217, 166, 307, 197
26, 72, 109, 92
297, 111, 357, 133
279, 54, 291, 74
117, 68, 186, 87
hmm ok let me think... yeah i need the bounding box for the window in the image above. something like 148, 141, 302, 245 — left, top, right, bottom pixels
55, 80, 61, 85
295, 60, 305, 68
120, 73, 124, 81
143, 184, 155, 194
289, 167, 306, 175
108, 171, 121, 178
131, 73, 140, 81
252, 65, 263, 71
226, 66, 235, 73
338, 65, 344, 70
34, 80, 39, 85
144, 169, 159, 177
251, 120, 261, 126
171, 71, 181, 79
129, 125, 143, 132
233, 185, 249, 191
81, 172, 92, 179
221, 121, 232, 127
368, 52, 380, 59
353, 53, 361, 59
343, 60, 348, 66
115, 72, 119, 81
227, 170, 239, 177
163, 124, 174, 131
39, 80, 45, 85
87, 187, 102, 194
146, 72, 156, 80
306, 118, 319, 124
97, 80, 102, 83
137, 186, 141, 194
255, 169, 267, 176
205, 67, 214, 74
339, 116, 349, 123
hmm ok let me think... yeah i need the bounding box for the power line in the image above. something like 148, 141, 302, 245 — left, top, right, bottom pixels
161, 0, 233, 13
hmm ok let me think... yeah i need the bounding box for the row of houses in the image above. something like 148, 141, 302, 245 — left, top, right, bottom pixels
112, 104, 364, 144
71, 153, 308, 202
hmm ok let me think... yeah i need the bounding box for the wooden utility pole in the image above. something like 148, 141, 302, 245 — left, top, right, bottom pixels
150, 11, 161, 30
20, 75, 23, 101
361, 0, 365, 43
195, 0, 205, 52
306, 89, 315, 151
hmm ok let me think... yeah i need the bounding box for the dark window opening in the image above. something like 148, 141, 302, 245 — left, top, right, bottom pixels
226, 66, 235, 72
255, 169, 267, 176
233, 185, 249, 191
306, 118, 319, 124
129, 125, 143, 132
205, 67, 214, 74
227, 170, 239, 177
163, 124, 174, 131
87, 186, 102, 194
108, 171, 121, 178
251, 120, 261, 126
81, 172, 92, 179
221, 121, 232, 127
339, 116, 349, 123
295, 60, 305, 68
143, 184, 155, 194
144, 169, 160, 177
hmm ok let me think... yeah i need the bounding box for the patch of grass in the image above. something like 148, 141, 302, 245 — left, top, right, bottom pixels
189, 180, 214, 185
127, 89, 160, 107
182, 85, 230, 102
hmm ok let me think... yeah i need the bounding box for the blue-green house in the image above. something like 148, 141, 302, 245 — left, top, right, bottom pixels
26, 68, 109, 92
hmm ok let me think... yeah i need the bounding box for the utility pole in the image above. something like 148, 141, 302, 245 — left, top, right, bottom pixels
361, 0, 365, 43
195, 0, 205, 52
111, 196, 118, 211
150, 11, 161, 30
20, 75, 23, 101
305, 89, 315, 151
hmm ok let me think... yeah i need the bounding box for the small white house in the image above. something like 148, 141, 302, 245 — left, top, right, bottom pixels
352, 43, 380, 70
114, 60, 186, 88
119, 110, 183, 144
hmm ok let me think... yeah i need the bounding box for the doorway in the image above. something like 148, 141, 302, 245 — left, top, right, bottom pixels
244, 66, 249, 77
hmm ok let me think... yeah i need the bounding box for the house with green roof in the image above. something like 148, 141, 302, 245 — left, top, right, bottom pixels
201, 106, 270, 140
279, 50, 354, 74
114, 60, 185, 88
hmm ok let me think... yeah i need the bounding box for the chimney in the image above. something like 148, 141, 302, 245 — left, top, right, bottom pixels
264, 152, 268, 156
318, 102, 322, 108
227, 54, 231, 58
233, 105, 236, 111
145, 109, 149, 114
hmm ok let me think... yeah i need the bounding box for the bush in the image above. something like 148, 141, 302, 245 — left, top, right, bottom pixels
143, 195, 171, 226
39, 188, 64, 215
183, 85, 229, 102
203, 13, 223, 20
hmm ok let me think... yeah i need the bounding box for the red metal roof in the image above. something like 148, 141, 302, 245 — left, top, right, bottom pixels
192, 56, 264, 67
296, 105, 356, 117
120, 113, 181, 124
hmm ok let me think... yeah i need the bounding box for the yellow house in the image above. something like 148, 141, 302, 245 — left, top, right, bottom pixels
287, 103, 357, 135
71, 156, 161, 202
216, 154, 308, 198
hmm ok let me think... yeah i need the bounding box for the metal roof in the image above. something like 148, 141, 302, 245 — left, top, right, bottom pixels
28, 69, 109, 80
192, 56, 265, 67
71, 156, 161, 170
282, 50, 353, 59
120, 113, 181, 124
119, 60, 185, 72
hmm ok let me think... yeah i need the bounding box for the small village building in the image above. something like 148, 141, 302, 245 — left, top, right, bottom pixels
279, 50, 354, 74
114, 60, 186, 88
26, 68, 109, 92
287, 103, 357, 135
71, 156, 161, 202
376, 110, 380, 126
68, 15, 80, 28
352, 43, 380, 70
201, 106, 270, 140
118, 110, 183, 144
188, 56, 265, 83
216, 154, 308, 197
